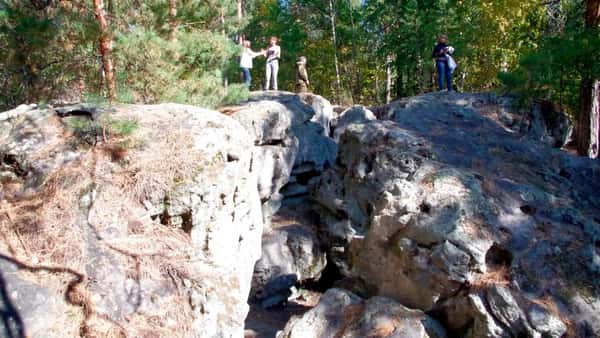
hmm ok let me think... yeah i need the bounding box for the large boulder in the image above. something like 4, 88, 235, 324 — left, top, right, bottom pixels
277, 288, 446, 338
251, 224, 326, 307
0, 103, 263, 337
312, 92, 600, 337
316, 121, 493, 310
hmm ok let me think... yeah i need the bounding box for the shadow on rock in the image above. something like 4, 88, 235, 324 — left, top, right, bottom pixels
0, 269, 25, 338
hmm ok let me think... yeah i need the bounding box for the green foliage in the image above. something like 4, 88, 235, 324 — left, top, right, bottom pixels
66, 115, 139, 146
106, 118, 138, 136
113, 28, 248, 108
500, 0, 599, 117
244, 0, 546, 103
66, 117, 104, 145
0, 0, 250, 110
0, 0, 593, 110
0, 1, 97, 110
114, 29, 176, 103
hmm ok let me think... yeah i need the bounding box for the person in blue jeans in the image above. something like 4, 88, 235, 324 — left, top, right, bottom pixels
432, 34, 454, 91
240, 40, 264, 87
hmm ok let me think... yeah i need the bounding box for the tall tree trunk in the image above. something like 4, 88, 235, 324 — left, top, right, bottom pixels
168, 0, 178, 42
576, 0, 600, 156
347, 0, 361, 100
585, 0, 600, 26
385, 55, 392, 104
590, 81, 600, 158
328, 0, 342, 101
237, 0, 243, 44
375, 66, 381, 105
221, 7, 228, 87
93, 0, 116, 100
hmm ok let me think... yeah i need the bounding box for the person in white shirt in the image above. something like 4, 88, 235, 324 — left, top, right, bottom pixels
240, 40, 264, 87
264, 36, 281, 91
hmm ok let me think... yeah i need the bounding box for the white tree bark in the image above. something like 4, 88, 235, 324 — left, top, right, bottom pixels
237, 0, 243, 44
385, 55, 392, 104
328, 0, 342, 100
589, 80, 599, 158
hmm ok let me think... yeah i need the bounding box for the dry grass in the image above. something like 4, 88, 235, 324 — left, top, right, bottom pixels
530, 296, 576, 338
0, 108, 207, 337
469, 266, 511, 291
0, 155, 92, 271
82, 315, 127, 338
125, 294, 194, 338
115, 129, 204, 203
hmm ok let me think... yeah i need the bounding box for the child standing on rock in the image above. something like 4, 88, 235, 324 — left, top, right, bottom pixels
296, 56, 309, 93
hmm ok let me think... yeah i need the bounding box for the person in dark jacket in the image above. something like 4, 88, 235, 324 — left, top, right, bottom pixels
432, 34, 453, 91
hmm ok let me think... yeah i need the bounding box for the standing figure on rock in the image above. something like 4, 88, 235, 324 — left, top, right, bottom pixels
240, 40, 264, 88
432, 34, 456, 92
296, 56, 310, 93
264, 36, 281, 91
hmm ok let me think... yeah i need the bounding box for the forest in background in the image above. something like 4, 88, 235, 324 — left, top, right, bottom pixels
0, 0, 598, 155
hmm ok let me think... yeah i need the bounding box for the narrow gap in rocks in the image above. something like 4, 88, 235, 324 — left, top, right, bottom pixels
180, 210, 193, 234
245, 197, 344, 338
299, 254, 343, 293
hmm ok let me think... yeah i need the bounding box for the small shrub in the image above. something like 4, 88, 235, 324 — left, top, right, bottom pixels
105, 118, 138, 137
221, 84, 249, 106
66, 116, 139, 146
66, 117, 103, 145
82, 92, 110, 107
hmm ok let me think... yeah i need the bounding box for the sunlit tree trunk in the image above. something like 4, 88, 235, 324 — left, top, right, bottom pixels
385, 55, 392, 104
237, 0, 243, 44
576, 0, 600, 157
168, 0, 178, 42
93, 0, 116, 100
328, 0, 341, 101
221, 7, 228, 87
589, 81, 600, 158
347, 0, 360, 101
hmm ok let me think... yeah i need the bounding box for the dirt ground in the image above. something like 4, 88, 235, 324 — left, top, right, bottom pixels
244, 292, 321, 338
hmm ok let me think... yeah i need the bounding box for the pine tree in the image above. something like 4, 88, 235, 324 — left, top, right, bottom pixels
576, 0, 600, 157
93, 0, 116, 100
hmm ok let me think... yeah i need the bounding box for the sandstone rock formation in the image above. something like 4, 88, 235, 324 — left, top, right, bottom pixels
332, 105, 376, 141
2, 91, 598, 338
313, 92, 600, 337
230, 92, 337, 214
230, 92, 333, 309
0, 103, 263, 337
277, 288, 446, 338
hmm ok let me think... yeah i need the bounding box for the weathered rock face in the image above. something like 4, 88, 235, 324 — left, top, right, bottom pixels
332, 105, 376, 141
0, 103, 263, 337
230, 92, 337, 211
278, 288, 446, 338
230, 92, 336, 311
316, 120, 494, 310
312, 92, 600, 337
374, 93, 573, 148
